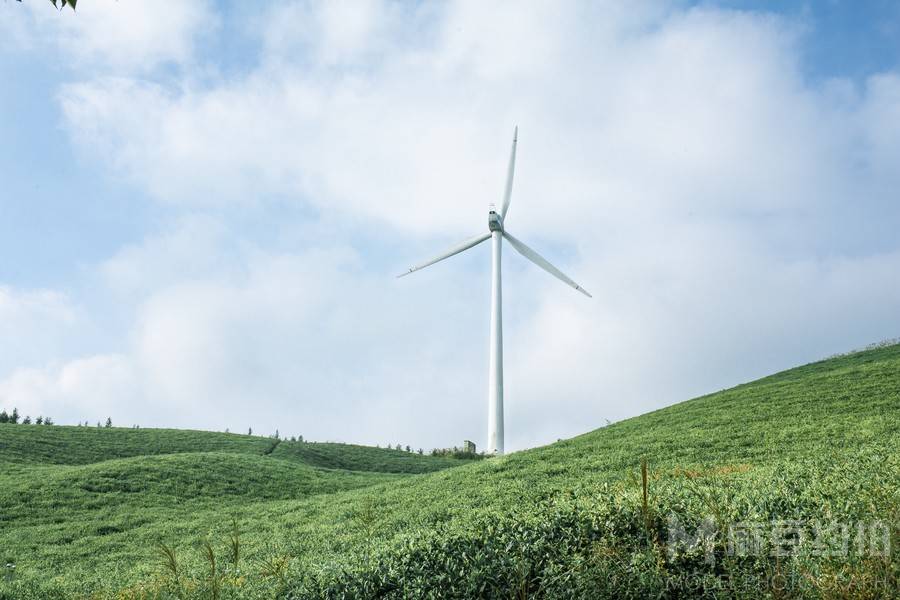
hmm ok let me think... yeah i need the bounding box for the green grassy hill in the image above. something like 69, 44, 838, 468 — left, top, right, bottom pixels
1, 344, 898, 599
0, 428, 477, 599
0, 426, 274, 466
270, 441, 474, 473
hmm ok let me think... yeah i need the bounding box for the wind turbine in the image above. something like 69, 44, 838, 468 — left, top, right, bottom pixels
399, 128, 591, 455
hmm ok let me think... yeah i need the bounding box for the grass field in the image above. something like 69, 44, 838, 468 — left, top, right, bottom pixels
1, 344, 898, 598
269, 441, 475, 473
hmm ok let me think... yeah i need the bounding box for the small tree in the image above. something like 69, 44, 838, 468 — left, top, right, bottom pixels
248, 427, 253, 436
417, 448, 424, 455
105, 417, 112, 428
10, 408, 19, 424
0, 410, 7, 424
405, 445, 411, 453
96, 421, 101, 428
44, 417, 53, 425
36, 416, 43, 425
395, 444, 402, 451
274, 429, 280, 440
23, 416, 32, 425
298, 435, 304, 443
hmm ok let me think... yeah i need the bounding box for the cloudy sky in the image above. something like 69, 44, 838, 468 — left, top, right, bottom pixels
1, 0, 899, 451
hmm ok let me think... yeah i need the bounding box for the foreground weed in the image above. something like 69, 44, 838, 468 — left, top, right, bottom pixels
258, 551, 290, 589
227, 518, 241, 570
199, 537, 220, 600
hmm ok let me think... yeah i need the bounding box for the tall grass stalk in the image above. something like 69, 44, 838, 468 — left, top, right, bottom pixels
200, 538, 220, 600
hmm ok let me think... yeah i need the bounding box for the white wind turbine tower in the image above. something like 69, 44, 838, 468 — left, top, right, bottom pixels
399, 128, 591, 455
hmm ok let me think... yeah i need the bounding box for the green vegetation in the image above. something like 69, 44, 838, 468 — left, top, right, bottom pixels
0, 426, 273, 467
1, 343, 898, 598
271, 441, 475, 474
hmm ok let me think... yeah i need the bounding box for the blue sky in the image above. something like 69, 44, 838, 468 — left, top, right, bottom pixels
714, 1, 900, 82
1, 1, 899, 451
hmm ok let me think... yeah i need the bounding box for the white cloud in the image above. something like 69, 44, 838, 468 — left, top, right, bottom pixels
114, 232, 489, 443
262, 0, 403, 68
856, 74, 900, 189
0, 286, 75, 326
0, 354, 135, 423
55, 4, 897, 238
99, 215, 233, 298
12, 0, 215, 72
0, 287, 81, 375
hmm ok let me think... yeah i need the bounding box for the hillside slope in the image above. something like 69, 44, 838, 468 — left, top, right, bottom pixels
1, 344, 898, 599
271, 440, 475, 473
0, 452, 398, 522
0, 426, 274, 466
0, 427, 476, 599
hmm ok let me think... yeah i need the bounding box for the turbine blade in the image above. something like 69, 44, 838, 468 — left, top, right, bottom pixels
499, 126, 518, 220
397, 232, 491, 278
503, 231, 592, 297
